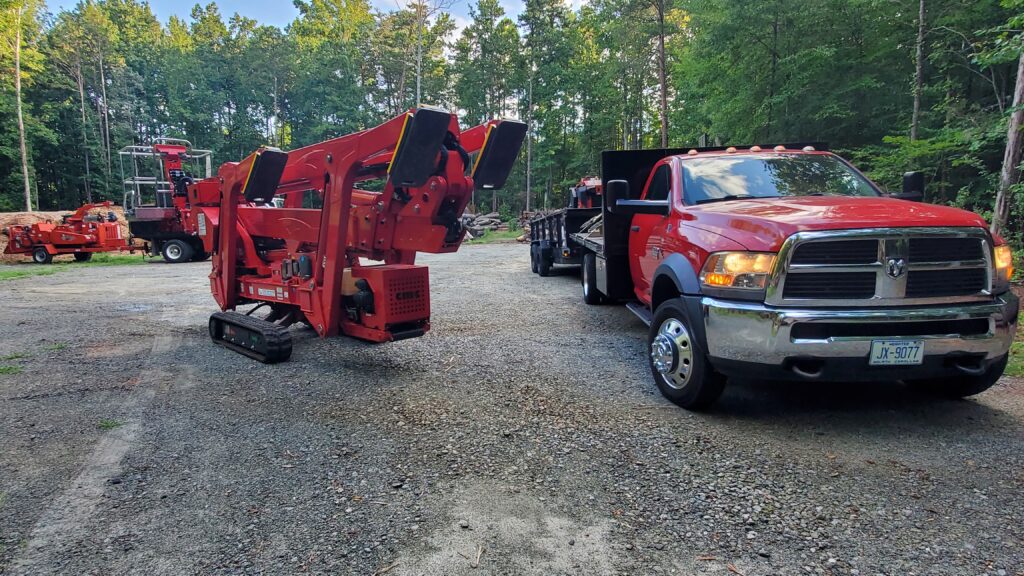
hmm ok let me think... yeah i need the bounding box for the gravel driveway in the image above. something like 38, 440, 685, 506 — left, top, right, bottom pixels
1, 243, 1022, 575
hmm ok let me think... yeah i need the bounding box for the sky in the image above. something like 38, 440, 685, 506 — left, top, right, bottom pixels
48, 0, 532, 31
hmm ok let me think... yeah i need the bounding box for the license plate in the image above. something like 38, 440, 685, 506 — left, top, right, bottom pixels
868, 340, 924, 366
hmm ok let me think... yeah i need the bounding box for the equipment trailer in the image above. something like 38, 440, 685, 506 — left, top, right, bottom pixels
528, 177, 603, 276
2, 201, 130, 263
181, 106, 526, 362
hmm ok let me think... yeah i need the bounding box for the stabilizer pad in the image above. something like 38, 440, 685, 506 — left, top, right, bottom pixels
389, 107, 452, 188
472, 120, 527, 190
243, 148, 289, 203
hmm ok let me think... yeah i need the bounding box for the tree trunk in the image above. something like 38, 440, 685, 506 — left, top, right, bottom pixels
910, 0, 925, 141
415, 3, 424, 106
656, 0, 668, 148
14, 4, 33, 212
76, 58, 92, 203
99, 54, 112, 180
991, 52, 1024, 237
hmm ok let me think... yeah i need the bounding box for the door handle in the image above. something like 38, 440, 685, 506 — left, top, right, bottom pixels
630, 226, 641, 232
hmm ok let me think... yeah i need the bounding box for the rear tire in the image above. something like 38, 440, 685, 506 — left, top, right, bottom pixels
537, 249, 551, 277
32, 247, 53, 264
582, 252, 605, 305
73, 252, 92, 262
648, 298, 725, 410
907, 355, 1008, 399
162, 239, 193, 263
530, 245, 539, 274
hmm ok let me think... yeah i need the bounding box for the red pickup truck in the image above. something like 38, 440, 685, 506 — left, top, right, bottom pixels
554, 145, 1019, 409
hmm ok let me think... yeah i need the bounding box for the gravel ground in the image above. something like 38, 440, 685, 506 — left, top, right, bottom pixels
0, 243, 1022, 576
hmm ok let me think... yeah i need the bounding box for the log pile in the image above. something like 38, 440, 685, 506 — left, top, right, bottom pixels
462, 212, 509, 239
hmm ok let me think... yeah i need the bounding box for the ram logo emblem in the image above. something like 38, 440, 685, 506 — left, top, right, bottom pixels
885, 257, 906, 279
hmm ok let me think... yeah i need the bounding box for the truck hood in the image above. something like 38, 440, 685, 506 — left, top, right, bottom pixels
684, 196, 990, 252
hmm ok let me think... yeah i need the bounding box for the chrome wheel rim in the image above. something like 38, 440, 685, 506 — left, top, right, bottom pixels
651, 318, 693, 390
33, 251, 46, 263
166, 244, 182, 260
582, 262, 590, 297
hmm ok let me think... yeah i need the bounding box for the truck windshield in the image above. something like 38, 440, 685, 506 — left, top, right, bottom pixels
682, 154, 879, 204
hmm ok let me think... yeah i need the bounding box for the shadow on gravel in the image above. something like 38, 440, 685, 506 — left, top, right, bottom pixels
713, 377, 1007, 428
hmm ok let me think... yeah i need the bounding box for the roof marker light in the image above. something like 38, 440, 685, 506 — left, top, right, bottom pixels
725, 147, 737, 153
688, 149, 699, 155
802, 146, 816, 152
750, 145, 762, 152
774, 145, 786, 152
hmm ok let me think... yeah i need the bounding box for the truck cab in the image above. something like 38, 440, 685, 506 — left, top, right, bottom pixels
571, 145, 1019, 410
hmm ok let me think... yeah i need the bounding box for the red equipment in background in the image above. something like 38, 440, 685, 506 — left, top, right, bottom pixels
2, 201, 129, 264
120, 138, 214, 263
571, 177, 603, 208
184, 106, 527, 362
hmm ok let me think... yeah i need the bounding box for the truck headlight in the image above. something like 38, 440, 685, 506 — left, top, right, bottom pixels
700, 252, 777, 291
994, 244, 1014, 291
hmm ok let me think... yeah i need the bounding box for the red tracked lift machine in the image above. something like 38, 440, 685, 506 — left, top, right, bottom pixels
186, 107, 526, 362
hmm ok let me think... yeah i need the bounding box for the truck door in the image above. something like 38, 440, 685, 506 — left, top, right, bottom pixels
629, 163, 673, 301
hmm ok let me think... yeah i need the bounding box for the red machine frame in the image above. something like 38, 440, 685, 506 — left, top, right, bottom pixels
2, 201, 130, 264
185, 107, 526, 361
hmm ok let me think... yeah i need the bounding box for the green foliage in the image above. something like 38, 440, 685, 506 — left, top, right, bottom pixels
0, 365, 22, 375
98, 418, 122, 430
465, 228, 522, 244
0, 0, 1019, 244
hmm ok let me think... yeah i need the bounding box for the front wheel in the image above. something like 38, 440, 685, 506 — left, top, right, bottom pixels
907, 355, 1008, 399
581, 252, 605, 305
648, 298, 725, 410
161, 239, 193, 263
32, 247, 53, 264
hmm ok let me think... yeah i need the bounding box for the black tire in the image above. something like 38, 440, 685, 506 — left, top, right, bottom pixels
73, 252, 92, 262
648, 298, 726, 410
582, 252, 605, 304
161, 239, 193, 263
907, 355, 1008, 399
537, 249, 552, 277
32, 247, 53, 264
192, 250, 210, 262
530, 245, 539, 274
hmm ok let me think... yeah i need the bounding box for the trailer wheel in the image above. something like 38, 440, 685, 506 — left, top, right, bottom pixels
530, 246, 539, 274
906, 355, 1008, 399
32, 247, 53, 265
162, 239, 193, 263
73, 252, 93, 262
537, 251, 552, 277
582, 253, 605, 304
648, 298, 725, 410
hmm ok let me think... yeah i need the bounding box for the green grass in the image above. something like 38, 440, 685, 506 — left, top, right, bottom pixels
0, 366, 22, 375
0, 353, 26, 361
98, 419, 123, 430
1007, 337, 1024, 378
45, 342, 67, 351
0, 252, 146, 281
465, 229, 522, 244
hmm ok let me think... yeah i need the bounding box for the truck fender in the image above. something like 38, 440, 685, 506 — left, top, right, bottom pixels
652, 253, 701, 309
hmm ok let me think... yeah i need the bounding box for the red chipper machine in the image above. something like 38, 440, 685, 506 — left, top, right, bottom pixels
184, 106, 526, 362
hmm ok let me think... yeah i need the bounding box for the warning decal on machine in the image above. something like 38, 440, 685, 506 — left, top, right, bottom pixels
257, 288, 276, 298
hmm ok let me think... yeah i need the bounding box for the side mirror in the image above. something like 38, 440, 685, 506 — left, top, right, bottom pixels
607, 179, 670, 216
895, 171, 924, 202
606, 179, 629, 211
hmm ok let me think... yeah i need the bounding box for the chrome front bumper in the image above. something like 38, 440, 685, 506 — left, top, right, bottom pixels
702, 292, 1018, 367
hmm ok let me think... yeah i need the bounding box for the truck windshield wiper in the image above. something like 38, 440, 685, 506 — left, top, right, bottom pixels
695, 194, 778, 205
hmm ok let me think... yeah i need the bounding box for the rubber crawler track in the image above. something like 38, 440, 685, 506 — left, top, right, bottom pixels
209, 310, 293, 363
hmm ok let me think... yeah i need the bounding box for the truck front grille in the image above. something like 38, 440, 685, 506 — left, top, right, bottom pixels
770, 228, 993, 307
906, 268, 987, 298
783, 272, 876, 299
